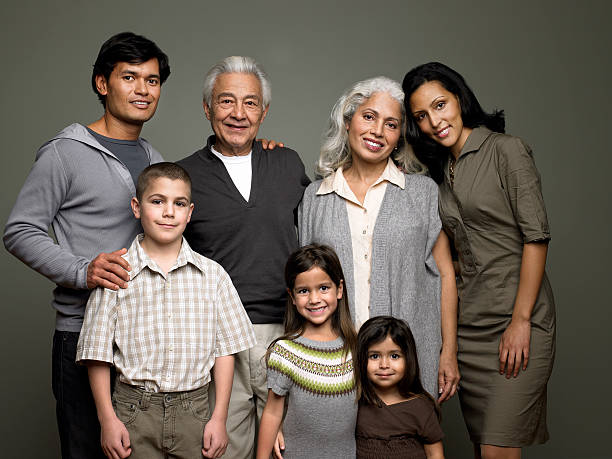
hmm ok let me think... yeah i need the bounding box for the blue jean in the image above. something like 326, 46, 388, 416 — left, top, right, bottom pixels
52, 330, 106, 459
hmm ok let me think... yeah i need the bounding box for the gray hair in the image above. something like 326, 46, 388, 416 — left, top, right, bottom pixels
203, 56, 271, 108
317, 76, 426, 178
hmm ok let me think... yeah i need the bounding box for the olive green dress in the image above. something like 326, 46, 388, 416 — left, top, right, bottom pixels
438, 127, 556, 447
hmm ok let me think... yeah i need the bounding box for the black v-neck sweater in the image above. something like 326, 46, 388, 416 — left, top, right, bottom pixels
178, 137, 310, 323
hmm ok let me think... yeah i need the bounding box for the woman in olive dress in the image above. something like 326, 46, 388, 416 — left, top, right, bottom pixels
402, 62, 555, 459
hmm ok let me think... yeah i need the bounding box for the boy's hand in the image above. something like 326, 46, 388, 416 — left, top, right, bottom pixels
100, 414, 131, 459
202, 415, 228, 458
87, 248, 131, 290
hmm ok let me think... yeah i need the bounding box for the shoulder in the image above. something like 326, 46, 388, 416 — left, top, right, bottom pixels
303, 179, 324, 197
486, 132, 532, 157
176, 148, 206, 168
402, 173, 438, 197
405, 395, 438, 415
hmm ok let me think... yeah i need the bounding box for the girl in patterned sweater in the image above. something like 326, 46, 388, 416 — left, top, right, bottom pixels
256, 244, 358, 459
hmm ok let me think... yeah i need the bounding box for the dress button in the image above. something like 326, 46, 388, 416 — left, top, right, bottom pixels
364, 254, 368, 260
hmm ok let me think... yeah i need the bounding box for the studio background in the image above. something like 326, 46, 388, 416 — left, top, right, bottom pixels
1, 1, 609, 458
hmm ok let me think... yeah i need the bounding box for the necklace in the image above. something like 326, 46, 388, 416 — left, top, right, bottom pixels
449, 156, 456, 188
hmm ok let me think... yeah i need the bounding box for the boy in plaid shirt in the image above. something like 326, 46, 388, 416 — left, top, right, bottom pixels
77, 162, 255, 459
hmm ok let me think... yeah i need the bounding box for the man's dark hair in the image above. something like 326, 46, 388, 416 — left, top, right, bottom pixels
91, 32, 170, 107
136, 162, 192, 201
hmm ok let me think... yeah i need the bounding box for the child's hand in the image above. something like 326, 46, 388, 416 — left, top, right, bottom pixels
202, 415, 228, 458
100, 414, 131, 459
273, 428, 285, 459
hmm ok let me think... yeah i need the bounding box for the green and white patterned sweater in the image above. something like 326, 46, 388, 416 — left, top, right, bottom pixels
267, 335, 356, 458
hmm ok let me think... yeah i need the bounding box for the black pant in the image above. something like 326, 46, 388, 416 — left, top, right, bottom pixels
52, 331, 106, 459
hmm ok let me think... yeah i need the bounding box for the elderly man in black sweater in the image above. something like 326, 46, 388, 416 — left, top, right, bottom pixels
177, 56, 310, 459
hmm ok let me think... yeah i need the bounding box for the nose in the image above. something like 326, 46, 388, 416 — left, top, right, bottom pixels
428, 111, 441, 128
134, 78, 149, 95
379, 356, 390, 368
370, 119, 384, 137
231, 102, 246, 120
162, 202, 175, 217
308, 290, 321, 304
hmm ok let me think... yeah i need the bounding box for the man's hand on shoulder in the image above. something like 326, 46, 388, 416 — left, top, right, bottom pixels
87, 249, 131, 290
257, 138, 285, 150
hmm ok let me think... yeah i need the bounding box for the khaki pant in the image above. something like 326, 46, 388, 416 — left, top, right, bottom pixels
209, 323, 284, 459
112, 381, 210, 459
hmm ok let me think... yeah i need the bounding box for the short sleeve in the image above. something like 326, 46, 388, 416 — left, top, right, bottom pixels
266, 341, 294, 396
416, 398, 444, 444
76, 286, 118, 363
424, 177, 442, 274
214, 267, 256, 357
497, 137, 551, 243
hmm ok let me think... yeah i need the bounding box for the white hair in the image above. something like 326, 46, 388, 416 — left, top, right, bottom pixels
203, 56, 271, 108
317, 76, 426, 178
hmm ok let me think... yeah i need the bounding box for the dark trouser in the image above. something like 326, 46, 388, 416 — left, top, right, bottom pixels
52, 330, 106, 459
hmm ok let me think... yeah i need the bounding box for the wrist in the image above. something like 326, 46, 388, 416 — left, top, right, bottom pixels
210, 410, 228, 423
98, 408, 119, 425
441, 342, 457, 355
511, 313, 531, 324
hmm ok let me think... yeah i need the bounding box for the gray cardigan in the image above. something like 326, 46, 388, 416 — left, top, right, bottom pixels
298, 173, 442, 396
3, 123, 162, 331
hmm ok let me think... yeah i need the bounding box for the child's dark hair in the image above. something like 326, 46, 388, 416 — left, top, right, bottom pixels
267, 244, 357, 360
136, 162, 192, 201
355, 316, 440, 417
92, 31, 171, 107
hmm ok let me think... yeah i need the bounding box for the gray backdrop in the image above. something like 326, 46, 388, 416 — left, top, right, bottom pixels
1, 1, 609, 458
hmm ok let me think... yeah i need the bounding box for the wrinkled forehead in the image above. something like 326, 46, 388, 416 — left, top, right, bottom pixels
212, 72, 263, 99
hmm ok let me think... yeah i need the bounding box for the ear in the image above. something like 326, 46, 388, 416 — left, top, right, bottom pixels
337, 279, 344, 300
95, 74, 108, 96
131, 197, 141, 219
260, 104, 270, 123
187, 202, 194, 222
287, 287, 296, 305
203, 101, 212, 121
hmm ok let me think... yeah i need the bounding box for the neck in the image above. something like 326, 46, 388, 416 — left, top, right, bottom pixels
449, 127, 473, 159
88, 114, 143, 141
214, 141, 252, 157
140, 236, 182, 275
375, 387, 406, 405
301, 321, 338, 342
343, 156, 388, 187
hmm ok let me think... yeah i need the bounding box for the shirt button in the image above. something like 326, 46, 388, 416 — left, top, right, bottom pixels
362, 229, 366, 235
364, 254, 368, 260
169, 345, 173, 351
168, 313, 172, 319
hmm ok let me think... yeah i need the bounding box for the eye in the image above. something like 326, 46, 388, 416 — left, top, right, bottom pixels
219, 99, 234, 106
295, 288, 308, 295
151, 199, 162, 205
123, 75, 135, 81
369, 353, 380, 360
175, 201, 187, 207
148, 78, 159, 86
363, 113, 374, 121
386, 121, 398, 129
436, 101, 446, 110
391, 353, 402, 359
414, 113, 426, 122
320, 285, 330, 292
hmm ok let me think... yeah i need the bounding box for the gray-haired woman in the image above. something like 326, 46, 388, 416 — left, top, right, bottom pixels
298, 76, 459, 400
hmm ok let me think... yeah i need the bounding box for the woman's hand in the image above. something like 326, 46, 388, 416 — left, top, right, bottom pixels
498, 318, 531, 378
257, 138, 285, 150
437, 350, 460, 403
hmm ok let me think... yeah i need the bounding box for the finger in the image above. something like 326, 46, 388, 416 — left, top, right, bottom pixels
438, 381, 452, 403
100, 257, 131, 280
449, 382, 458, 398
523, 348, 529, 371
506, 351, 516, 378
108, 447, 120, 459
203, 430, 211, 450
499, 346, 508, 374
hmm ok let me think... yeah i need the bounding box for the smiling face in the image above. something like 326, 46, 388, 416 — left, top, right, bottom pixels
131, 177, 193, 251
366, 335, 406, 397
95, 58, 161, 127
290, 266, 343, 331
347, 91, 402, 168
204, 72, 269, 156
409, 80, 472, 156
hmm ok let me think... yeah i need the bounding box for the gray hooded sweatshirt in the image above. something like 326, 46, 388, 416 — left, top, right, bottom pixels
4, 123, 163, 331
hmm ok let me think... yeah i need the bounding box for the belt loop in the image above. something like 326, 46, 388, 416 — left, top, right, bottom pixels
180, 391, 189, 410
140, 391, 151, 410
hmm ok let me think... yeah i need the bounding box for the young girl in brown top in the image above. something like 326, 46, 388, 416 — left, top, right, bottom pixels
403, 62, 555, 459
355, 316, 444, 459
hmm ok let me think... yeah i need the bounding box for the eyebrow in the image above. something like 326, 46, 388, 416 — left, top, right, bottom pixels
147, 193, 190, 201
362, 108, 399, 123
120, 69, 160, 79
216, 92, 261, 100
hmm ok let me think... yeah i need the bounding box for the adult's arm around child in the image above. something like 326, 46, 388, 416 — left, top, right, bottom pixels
202, 354, 234, 459
87, 361, 131, 459
256, 390, 286, 459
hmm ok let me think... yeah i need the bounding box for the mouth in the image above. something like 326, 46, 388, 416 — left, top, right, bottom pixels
130, 100, 152, 109
435, 126, 450, 138
375, 373, 394, 378
363, 138, 384, 152
306, 305, 328, 315
224, 122, 249, 131
157, 223, 177, 229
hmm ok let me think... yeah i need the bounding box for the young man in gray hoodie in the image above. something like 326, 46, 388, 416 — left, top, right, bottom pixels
3, 32, 170, 459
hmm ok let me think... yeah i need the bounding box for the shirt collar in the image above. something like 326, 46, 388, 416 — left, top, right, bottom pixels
316, 157, 405, 196
458, 126, 493, 158
128, 234, 205, 278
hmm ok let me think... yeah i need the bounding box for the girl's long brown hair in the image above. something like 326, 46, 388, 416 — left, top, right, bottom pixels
266, 244, 357, 362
